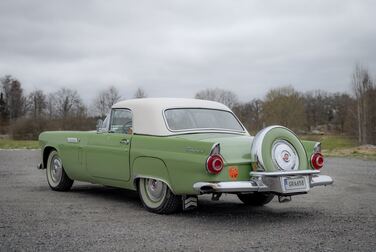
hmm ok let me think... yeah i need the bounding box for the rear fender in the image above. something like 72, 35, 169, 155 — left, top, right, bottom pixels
301, 140, 321, 169
132, 156, 175, 193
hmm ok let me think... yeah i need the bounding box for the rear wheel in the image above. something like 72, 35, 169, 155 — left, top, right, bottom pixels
237, 192, 274, 206
46, 150, 73, 191
138, 178, 181, 214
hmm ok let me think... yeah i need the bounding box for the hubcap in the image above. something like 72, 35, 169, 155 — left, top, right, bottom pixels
50, 156, 62, 183
145, 179, 166, 202
272, 140, 299, 171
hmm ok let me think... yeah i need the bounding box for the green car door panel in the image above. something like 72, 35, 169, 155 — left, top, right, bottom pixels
86, 132, 131, 182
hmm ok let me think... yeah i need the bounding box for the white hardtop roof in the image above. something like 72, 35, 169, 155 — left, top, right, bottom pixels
113, 98, 231, 111
112, 98, 245, 136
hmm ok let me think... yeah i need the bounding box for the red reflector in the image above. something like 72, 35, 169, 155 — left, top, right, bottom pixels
311, 152, 324, 170
206, 154, 224, 174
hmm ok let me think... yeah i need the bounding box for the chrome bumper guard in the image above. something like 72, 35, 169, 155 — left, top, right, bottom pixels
193, 170, 333, 195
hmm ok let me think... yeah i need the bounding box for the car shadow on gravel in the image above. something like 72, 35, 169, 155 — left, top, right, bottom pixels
61, 185, 320, 222
187, 201, 318, 221
69, 184, 140, 202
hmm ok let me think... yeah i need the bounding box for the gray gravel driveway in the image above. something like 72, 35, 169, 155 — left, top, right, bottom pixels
0, 150, 375, 251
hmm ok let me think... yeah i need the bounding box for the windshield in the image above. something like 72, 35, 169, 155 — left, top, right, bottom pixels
164, 108, 244, 132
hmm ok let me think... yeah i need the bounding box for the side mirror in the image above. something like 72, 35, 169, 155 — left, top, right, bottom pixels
96, 119, 103, 133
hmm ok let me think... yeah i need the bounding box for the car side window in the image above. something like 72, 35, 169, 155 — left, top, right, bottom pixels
110, 109, 133, 134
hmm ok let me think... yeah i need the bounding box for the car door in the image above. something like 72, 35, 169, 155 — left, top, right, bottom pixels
86, 108, 133, 182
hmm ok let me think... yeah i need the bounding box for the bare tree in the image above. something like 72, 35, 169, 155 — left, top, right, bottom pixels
93, 86, 121, 117
0, 75, 26, 120
233, 99, 264, 134
0, 90, 6, 122
46, 93, 56, 119
195, 88, 238, 109
262, 86, 306, 131
331, 93, 353, 134
134, 87, 147, 98
28, 90, 46, 119
352, 64, 374, 144
51, 88, 85, 119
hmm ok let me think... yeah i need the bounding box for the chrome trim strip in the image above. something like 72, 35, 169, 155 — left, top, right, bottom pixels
193, 181, 268, 193
314, 142, 322, 153
66, 137, 80, 143
133, 175, 176, 194
210, 143, 220, 155
250, 170, 320, 176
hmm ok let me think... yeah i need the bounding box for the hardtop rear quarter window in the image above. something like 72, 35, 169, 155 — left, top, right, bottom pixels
164, 108, 244, 132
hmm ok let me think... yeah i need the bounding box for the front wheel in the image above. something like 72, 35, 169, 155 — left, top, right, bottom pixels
237, 192, 274, 206
46, 150, 73, 191
138, 178, 181, 214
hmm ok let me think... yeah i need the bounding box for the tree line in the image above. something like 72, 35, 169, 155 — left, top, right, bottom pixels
196, 64, 375, 145
0, 64, 375, 144
0, 76, 147, 139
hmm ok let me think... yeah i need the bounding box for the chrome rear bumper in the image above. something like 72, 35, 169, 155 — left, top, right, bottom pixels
193, 170, 333, 195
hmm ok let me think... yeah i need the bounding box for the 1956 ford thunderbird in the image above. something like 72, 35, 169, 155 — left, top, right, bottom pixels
38, 98, 333, 214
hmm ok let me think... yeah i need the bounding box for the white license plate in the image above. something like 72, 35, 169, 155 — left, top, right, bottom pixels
284, 177, 307, 190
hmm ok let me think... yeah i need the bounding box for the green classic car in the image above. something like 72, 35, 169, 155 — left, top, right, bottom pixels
38, 98, 333, 214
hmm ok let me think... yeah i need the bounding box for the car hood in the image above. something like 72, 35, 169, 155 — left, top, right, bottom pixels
173, 133, 254, 165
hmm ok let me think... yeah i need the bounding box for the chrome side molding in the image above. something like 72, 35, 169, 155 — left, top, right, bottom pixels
250, 170, 320, 177
66, 137, 80, 143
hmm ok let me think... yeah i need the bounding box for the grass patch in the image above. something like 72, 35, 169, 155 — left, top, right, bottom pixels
324, 146, 376, 160
301, 135, 357, 151
0, 139, 40, 149
301, 134, 376, 159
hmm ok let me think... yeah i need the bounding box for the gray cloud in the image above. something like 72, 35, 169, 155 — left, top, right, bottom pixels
0, 0, 375, 103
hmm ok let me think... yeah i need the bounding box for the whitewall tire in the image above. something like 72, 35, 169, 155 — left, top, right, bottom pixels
46, 150, 73, 191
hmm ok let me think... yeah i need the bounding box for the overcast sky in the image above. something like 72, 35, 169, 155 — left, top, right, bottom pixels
0, 0, 375, 103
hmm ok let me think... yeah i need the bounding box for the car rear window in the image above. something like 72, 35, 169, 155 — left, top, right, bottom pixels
164, 108, 244, 132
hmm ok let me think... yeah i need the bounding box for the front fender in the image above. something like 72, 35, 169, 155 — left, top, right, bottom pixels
41, 145, 61, 169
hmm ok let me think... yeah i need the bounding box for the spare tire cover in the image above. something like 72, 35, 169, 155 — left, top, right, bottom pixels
251, 125, 308, 172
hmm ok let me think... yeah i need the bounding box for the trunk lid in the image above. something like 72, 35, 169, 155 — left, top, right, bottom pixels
173, 133, 254, 165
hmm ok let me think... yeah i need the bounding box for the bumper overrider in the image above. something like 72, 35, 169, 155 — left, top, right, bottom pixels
193, 170, 333, 195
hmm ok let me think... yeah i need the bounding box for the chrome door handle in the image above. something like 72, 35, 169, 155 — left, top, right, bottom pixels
120, 139, 130, 145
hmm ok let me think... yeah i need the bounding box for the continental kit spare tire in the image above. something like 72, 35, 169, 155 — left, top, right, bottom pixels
251, 125, 308, 172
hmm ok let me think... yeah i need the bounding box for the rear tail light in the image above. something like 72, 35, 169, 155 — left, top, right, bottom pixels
311, 152, 324, 170
206, 154, 224, 174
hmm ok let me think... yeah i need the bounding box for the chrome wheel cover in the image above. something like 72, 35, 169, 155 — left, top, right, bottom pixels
145, 179, 166, 202
50, 155, 63, 184
271, 140, 299, 171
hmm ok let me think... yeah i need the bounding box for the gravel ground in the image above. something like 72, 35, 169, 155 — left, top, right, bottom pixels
0, 150, 375, 251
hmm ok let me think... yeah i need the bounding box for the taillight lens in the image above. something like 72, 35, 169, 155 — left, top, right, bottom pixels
206, 154, 224, 174
311, 152, 324, 170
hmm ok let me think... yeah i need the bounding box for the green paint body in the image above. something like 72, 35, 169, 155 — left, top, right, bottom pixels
39, 130, 318, 195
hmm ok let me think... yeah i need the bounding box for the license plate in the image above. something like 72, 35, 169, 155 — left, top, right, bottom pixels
284, 177, 307, 190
